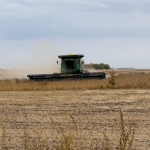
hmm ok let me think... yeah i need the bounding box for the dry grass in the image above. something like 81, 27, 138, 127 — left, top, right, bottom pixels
0, 90, 150, 149
0, 70, 150, 149
23, 110, 134, 150
0, 109, 135, 150
1, 73, 150, 91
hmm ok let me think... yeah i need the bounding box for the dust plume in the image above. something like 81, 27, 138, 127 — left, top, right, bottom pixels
0, 40, 61, 79
27, 40, 60, 74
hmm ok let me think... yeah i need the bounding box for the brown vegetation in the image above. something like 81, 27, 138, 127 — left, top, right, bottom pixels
0, 72, 150, 91
0, 110, 135, 150
22, 109, 134, 150
0, 71, 150, 149
1, 90, 149, 149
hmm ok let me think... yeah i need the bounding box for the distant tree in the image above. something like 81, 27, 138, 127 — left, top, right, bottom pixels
85, 63, 110, 69
103, 64, 110, 69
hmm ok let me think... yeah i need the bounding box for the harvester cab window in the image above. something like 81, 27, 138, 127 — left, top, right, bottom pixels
64, 59, 75, 70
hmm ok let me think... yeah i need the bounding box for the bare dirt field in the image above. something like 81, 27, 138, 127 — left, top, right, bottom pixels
0, 90, 150, 149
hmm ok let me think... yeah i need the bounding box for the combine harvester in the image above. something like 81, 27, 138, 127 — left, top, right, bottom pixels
27, 54, 106, 81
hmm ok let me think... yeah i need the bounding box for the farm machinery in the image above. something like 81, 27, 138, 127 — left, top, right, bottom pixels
27, 54, 106, 81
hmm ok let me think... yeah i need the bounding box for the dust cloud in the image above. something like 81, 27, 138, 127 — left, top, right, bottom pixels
0, 40, 62, 79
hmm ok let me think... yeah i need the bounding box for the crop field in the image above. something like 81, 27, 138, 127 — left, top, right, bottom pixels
0, 70, 150, 149
0, 90, 150, 149
1, 72, 150, 91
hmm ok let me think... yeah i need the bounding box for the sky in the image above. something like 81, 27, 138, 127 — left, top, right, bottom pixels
0, 0, 150, 70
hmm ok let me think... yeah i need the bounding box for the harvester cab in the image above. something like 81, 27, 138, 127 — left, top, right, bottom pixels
58, 54, 88, 74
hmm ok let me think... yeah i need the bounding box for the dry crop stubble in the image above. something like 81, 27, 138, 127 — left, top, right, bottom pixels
0, 90, 149, 149
1, 73, 150, 90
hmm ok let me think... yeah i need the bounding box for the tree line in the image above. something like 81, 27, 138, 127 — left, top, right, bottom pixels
85, 63, 110, 69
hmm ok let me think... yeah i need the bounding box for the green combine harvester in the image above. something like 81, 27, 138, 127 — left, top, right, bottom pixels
27, 54, 106, 80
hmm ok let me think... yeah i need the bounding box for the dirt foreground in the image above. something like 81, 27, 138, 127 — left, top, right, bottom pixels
0, 90, 150, 149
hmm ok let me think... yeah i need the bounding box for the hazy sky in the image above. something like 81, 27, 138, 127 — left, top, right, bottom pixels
0, 0, 150, 69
